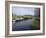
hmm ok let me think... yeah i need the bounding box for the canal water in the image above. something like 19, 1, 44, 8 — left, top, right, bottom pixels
12, 19, 32, 31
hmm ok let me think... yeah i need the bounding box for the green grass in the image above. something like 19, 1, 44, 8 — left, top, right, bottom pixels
12, 16, 33, 20
32, 17, 40, 30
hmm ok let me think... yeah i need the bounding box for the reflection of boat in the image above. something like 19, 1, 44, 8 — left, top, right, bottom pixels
15, 18, 24, 22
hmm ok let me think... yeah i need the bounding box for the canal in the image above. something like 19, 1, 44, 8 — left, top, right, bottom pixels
12, 19, 32, 31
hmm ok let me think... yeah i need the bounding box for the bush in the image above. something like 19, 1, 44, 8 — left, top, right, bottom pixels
32, 18, 40, 30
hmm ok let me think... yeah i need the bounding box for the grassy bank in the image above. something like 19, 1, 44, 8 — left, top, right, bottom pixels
32, 16, 40, 30
12, 15, 32, 20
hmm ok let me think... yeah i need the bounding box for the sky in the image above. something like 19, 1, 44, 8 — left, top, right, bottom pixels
12, 7, 35, 16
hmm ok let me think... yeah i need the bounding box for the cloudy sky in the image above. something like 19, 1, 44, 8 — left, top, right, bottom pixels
12, 7, 35, 16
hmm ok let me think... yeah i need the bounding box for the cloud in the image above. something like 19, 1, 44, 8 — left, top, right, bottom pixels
12, 7, 35, 16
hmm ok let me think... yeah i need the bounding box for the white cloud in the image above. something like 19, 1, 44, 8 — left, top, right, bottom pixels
12, 7, 35, 16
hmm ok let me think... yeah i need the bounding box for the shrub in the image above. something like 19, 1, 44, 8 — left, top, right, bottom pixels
32, 18, 40, 30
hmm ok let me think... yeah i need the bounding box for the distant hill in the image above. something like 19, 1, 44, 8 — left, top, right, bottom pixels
24, 15, 32, 16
